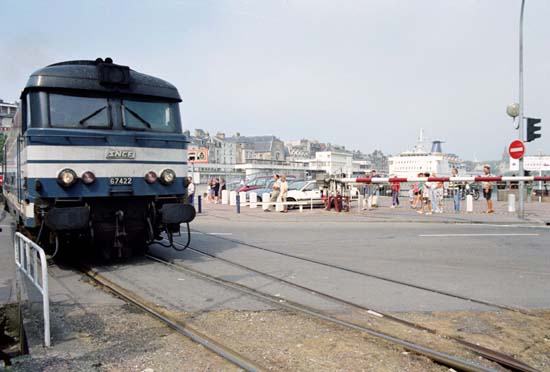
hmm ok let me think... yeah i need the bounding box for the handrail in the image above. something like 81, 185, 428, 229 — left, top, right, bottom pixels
14, 232, 50, 347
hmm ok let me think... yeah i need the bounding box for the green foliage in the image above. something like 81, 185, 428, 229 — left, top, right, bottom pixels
0, 134, 5, 163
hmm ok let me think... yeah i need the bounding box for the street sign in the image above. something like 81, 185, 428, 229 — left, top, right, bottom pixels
508, 140, 525, 160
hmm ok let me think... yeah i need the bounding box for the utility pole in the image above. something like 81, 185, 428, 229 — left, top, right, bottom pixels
518, 0, 526, 219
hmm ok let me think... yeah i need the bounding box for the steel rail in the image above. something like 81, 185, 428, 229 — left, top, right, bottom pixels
146, 250, 506, 372
80, 266, 266, 372
188, 230, 530, 314
162, 240, 539, 372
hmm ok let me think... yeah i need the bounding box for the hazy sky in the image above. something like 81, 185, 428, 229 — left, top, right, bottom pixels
1, 0, 548, 160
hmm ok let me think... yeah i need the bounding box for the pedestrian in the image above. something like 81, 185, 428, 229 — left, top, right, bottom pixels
279, 175, 289, 212
413, 172, 424, 209
449, 168, 461, 213
370, 169, 380, 207
207, 178, 215, 203
391, 176, 400, 208
482, 165, 495, 213
418, 172, 432, 214
187, 176, 195, 206
213, 177, 220, 203
431, 172, 443, 213
362, 171, 371, 210
265, 174, 281, 212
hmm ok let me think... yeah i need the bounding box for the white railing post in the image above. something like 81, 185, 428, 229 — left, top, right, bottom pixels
250, 192, 258, 208
14, 232, 51, 347
466, 195, 474, 213
508, 194, 516, 213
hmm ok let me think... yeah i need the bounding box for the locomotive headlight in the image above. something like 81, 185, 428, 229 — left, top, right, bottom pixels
81, 171, 96, 185
145, 171, 158, 184
58, 168, 77, 187
160, 169, 176, 185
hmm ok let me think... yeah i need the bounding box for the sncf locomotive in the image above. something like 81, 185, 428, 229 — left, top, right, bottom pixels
2, 58, 195, 259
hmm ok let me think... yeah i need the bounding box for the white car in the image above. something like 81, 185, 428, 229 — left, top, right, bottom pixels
286, 180, 324, 207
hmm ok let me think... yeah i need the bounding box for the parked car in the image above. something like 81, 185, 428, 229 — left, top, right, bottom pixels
237, 175, 296, 193
286, 180, 324, 208
245, 179, 304, 202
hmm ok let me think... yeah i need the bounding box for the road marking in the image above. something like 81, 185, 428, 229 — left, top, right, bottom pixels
208, 232, 233, 236
419, 233, 539, 237
184, 231, 233, 236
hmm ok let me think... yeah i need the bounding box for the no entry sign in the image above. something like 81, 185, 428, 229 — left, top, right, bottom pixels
509, 140, 525, 160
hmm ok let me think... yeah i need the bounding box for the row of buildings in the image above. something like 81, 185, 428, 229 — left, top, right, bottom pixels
185, 129, 388, 181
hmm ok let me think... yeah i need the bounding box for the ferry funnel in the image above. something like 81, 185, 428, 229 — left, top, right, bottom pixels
431, 141, 444, 153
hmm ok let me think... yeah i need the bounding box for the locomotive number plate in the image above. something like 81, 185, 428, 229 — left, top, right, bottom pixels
110, 177, 133, 185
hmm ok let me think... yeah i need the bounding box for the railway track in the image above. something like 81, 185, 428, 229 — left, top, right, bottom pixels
79, 266, 265, 372
189, 228, 532, 314
149, 240, 540, 372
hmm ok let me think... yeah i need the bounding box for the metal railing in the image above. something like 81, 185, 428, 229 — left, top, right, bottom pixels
14, 232, 50, 347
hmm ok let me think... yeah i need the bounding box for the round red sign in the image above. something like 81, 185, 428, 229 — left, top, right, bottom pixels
508, 139, 525, 160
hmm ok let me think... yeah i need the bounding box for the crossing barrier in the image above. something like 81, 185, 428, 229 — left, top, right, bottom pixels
14, 232, 50, 347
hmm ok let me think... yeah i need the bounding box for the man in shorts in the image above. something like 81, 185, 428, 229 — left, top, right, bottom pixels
482, 165, 494, 213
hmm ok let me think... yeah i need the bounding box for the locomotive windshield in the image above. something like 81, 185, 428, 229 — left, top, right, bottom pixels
122, 99, 178, 133
50, 94, 110, 128
42, 92, 181, 133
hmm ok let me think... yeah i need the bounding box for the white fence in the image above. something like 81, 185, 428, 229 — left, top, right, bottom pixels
14, 232, 50, 347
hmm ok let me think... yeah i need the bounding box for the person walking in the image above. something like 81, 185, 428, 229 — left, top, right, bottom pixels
391, 177, 400, 208
370, 169, 380, 207
279, 175, 289, 212
265, 174, 281, 212
187, 176, 195, 206
449, 168, 461, 213
413, 172, 424, 210
213, 177, 221, 204
419, 172, 432, 214
482, 165, 495, 213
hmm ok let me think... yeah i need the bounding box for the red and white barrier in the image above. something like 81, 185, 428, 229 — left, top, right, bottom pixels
340, 176, 550, 183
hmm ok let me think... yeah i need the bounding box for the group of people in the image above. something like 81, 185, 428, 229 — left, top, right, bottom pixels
410, 165, 495, 214
206, 177, 226, 204
361, 165, 496, 214
264, 174, 290, 212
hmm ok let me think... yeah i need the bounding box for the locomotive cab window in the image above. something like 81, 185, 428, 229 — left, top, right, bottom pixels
49, 94, 110, 128
121, 99, 179, 133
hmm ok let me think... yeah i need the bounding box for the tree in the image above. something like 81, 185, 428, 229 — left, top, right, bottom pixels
0, 134, 5, 164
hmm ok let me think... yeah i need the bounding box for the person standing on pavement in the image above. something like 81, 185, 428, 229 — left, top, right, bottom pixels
419, 172, 432, 214
362, 171, 372, 210
482, 165, 495, 213
265, 174, 281, 212
279, 175, 289, 213
370, 169, 380, 208
391, 176, 400, 208
449, 168, 461, 213
187, 176, 195, 206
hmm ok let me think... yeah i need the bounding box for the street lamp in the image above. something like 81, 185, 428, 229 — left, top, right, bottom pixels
517, 0, 526, 218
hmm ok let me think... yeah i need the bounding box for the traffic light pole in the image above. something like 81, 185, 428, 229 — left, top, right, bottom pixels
518, 0, 525, 219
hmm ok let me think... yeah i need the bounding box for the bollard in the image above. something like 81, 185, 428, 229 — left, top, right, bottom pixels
222, 190, 229, 205
466, 194, 473, 213
358, 195, 363, 213
236, 195, 240, 214
262, 193, 270, 210
508, 194, 516, 213
250, 192, 258, 208
230, 191, 237, 206
239, 191, 247, 206
197, 195, 202, 213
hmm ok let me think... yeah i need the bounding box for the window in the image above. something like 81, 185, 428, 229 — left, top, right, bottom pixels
122, 99, 179, 133
49, 94, 109, 128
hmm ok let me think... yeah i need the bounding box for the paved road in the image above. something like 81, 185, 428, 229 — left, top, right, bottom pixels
160, 211, 550, 312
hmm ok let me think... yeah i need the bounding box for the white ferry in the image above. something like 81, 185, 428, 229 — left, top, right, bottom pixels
388, 130, 463, 178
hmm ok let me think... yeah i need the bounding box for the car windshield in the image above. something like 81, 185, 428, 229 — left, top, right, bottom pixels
289, 181, 308, 190
122, 99, 180, 132
49, 94, 109, 128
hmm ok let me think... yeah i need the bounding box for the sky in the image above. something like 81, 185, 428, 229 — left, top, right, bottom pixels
1, 0, 549, 161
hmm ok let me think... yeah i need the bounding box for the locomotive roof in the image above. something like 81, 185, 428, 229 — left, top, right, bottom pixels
23, 58, 181, 101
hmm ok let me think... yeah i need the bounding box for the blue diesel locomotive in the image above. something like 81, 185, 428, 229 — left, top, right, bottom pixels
2, 58, 195, 259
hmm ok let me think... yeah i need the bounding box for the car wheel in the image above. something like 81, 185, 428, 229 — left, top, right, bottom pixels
286, 197, 296, 209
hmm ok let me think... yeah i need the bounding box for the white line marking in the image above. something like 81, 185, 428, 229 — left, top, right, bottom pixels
419, 233, 539, 237
207, 233, 233, 236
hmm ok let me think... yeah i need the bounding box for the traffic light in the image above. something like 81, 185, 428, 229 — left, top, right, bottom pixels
526, 117, 542, 142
